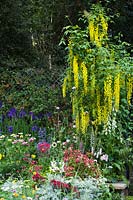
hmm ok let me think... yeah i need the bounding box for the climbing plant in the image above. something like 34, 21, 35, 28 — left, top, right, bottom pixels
62, 4, 132, 135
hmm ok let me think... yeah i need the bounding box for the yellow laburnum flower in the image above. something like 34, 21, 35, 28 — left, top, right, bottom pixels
0, 154, 2, 160
89, 19, 95, 42
81, 107, 86, 134
62, 77, 67, 98
96, 89, 101, 124
104, 75, 112, 113
81, 62, 88, 94
73, 56, 79, 89
94, 25, 101, 47
114, 73, 120, 111
127, 76, 133, 105
100, 14, 108, 34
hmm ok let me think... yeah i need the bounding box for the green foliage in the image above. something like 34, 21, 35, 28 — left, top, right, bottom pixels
0, 68, 61, 113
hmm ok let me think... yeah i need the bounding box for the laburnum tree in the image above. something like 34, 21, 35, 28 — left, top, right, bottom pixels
62, 4, 132, 135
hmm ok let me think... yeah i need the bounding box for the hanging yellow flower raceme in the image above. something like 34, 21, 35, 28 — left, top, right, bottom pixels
105, 75, 112, 113
73, 56, 79, 89
104, 75, 112, 121
96, 89, 101, 124
103, 105, 108, 123
127, 75, 133, 105
81, 62, 88, 94
89, 19, 95, 42
114, 73, 120, 111
100, 14, 108, 35
72, 95, 76, 116
88, 13, 108, 47
62, 77, 67, 98
80, 107, 86, 134
85, 111, 90, 130
94, 24, 101, 47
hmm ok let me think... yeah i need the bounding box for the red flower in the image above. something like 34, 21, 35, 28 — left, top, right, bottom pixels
32, 172, 45, 182
37, 142, 50, 153
50, 179, 80, 197
50, 179, 70, 190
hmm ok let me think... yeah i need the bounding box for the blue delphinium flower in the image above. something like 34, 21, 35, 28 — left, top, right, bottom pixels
38, 127, 46, 141
19, 109, 26, 118
45, 112, 52, 118
7, 126, 13, 133
37, 112, 44, 120
7, 107, 17, 118
31, 125, 38, 132
0, 101, 2, 108
29, 111, 37, 120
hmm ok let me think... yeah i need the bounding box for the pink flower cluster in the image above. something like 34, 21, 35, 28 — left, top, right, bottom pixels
50, 179, 80, 197
32, 172, 45, 182
50, 179, 70, 189
63, 147, 100, 178
37, 142, 50, 153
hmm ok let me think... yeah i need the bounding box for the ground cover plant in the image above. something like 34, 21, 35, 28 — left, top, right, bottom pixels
0, 3, 132, 200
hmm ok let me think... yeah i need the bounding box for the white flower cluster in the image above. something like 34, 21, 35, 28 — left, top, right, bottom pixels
102, 114, 117, 135
50, 160, 65, 173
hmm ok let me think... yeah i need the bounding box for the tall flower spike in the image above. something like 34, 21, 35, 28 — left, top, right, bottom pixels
62, 77, 67, 97
73, 56, 79, 89
81, 107, 86, 134
127, 75, 133, 105
94, 24, 101, 47
89, 19, 95, 42
114, 73, 120, 111
81, 62, 88, 94
96, 89, 101, 124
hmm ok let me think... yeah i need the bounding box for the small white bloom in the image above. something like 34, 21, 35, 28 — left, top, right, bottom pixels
56, 106, 60, 110
72, 86, 76, 90
51, 142, 57, 148
99, 148, 102, 155
66, 139, 70, 143
18, 132, 23, 135
108, 166, 113, 169
100, 154, 108, 162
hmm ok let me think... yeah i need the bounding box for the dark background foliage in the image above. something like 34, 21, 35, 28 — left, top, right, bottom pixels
0, 0, 133, 112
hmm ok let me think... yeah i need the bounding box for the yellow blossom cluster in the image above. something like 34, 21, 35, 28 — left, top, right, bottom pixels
88, 14, 108, 47
73, 56, 79, 89
114, 73, 120, 110
104, 75, 112, 114
127, 75, 133, 105
81, 62, 88, 94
